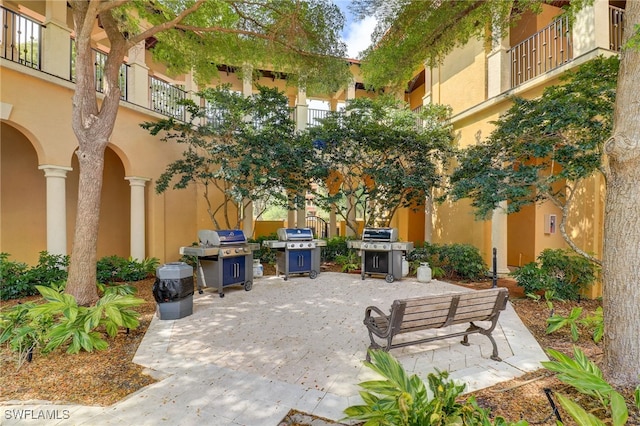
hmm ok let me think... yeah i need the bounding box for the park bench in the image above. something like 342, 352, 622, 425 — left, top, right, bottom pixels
363, 287, 509, 361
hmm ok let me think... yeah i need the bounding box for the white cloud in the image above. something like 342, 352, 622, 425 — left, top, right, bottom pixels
343, 15, 377, 59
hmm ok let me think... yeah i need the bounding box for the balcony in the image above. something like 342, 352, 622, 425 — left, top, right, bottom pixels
508, 5, 625, 89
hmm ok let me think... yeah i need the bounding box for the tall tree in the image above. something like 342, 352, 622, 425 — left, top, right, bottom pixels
449, 56, 618, 266
352, 0, 640, 385
66, 0, 350, 306
306, 96, 453, 235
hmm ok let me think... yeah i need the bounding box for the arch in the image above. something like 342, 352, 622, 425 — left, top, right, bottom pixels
0, 120, 51, 167
66, 146, 131, 259
0, 122, 47, 265
106, 142, 133, 176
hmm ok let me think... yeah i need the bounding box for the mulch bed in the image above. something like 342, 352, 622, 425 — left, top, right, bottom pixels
1, 271, 637, 426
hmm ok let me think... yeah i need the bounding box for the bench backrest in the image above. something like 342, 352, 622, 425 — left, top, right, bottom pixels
390, 288, 509, 335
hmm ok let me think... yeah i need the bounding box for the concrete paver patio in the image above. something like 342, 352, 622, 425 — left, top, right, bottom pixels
1, 272, 548, 425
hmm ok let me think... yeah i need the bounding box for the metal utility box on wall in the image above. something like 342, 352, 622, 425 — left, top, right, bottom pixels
544, 214, 557, 234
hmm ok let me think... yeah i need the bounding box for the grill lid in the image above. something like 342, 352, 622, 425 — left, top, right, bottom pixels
362, 227, 398, 242
198, 229, 247, 247
277, 227, 314, 241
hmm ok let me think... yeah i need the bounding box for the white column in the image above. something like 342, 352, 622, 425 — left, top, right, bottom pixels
487, 22, 510, 97
491, 201, 510, 275
126, 41, 150, 107
125, 177, 150, 261
295, 87, 308, 132
572, 0, 610, 57
38, 165, 72, 256
43, 0, 72, 79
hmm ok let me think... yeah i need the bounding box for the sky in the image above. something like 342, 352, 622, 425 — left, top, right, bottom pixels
333, 1, 377, 59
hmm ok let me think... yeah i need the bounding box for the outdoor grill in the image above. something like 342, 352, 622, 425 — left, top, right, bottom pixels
179, 229, 259, 298
347, 227, 414, 283
262, 228, 326, 280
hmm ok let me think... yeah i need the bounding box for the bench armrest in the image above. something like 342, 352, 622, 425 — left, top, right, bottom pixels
364, 305, 391, 337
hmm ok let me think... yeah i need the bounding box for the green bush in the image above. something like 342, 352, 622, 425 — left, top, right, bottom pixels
322, 236, 353, 262
96, 255, 159, 284
0, 285, 144, 367
248, 233, 278, 265
343, 349, 527, 426
407, 243, 488, 281
512, 249, 599, 300
0, 252, 69, 300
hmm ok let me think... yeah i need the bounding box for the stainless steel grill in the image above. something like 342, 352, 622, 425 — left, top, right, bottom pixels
262, 228, 326, 280
180, 229, 259, 298
347, 227, 413, 283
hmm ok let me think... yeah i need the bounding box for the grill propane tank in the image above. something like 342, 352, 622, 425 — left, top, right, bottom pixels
417, 262, 432, 283
402, 256, 409, 277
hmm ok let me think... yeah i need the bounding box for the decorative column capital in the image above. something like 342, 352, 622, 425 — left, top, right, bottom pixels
125, 176, 151, 187
38, 164, 73, 178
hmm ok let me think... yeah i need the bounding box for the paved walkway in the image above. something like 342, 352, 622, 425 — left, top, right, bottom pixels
1, 273, 548, 425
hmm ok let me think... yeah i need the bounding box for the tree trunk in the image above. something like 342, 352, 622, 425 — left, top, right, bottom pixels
65, 3, 127, 305
601, 0, 640, 386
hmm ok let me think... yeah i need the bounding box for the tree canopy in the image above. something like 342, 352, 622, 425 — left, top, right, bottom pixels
306, 96, 454, 235
350, 0, 592, 89
142, 85, 313, 230
448, 56, 618, 264
65, 0, 353, 305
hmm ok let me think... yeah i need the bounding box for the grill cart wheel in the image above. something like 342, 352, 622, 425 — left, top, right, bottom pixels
309, 270, 318, 279
219, 292, 225, 298
385, 274, 395, 283
244, 280, 253, 291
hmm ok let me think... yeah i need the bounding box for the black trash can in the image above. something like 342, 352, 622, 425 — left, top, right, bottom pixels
153, 262, 194, 320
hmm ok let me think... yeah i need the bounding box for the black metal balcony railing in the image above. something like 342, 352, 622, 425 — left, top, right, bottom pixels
1, 6, 42, 69
149, 75, 187, 121
609, 5, 625, 52
509, 15, 573, 88
70, 43, 129, 100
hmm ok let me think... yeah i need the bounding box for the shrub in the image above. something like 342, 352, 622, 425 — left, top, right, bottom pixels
248, 233, 278, 265
0, 285, 144, 367
96, 255, 159, 284
407, 243, 488, 281
322, 236, 353, 262
0, 253, 31, 300
0, 252, 69, 300
343, 349, 527, 425
512, 249, 599, 300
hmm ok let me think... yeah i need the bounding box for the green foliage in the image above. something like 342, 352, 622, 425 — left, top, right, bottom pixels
248, 233, 278, 265
0, 253, 31, 300
306, 96, 454, 233
335, 251, 360, 272
406, 243, 488, 281
547, 306, 604, 343
322, 236, 352, 262
343, 349, 527, 425
0, 302, 52, 368
0, 252, 69, 300
512, 249, 599, 301
1, 253, 156, 301
448, 56, 618, 264
142, 85, 312, 229
0, 285, 144, 366
96, 256, 159, 284
542, 347, 630, 426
